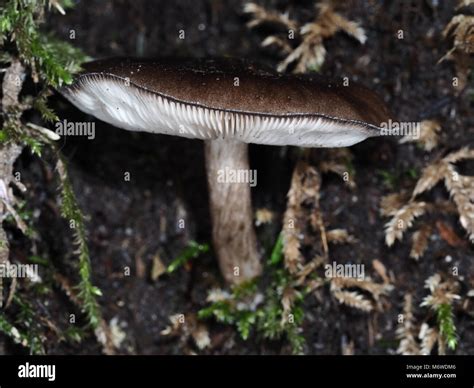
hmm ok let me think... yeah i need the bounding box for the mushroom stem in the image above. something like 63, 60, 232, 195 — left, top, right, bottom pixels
204, 139, 262, 284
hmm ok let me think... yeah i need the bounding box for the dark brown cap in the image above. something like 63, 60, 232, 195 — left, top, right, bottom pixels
61, 57, 393, 147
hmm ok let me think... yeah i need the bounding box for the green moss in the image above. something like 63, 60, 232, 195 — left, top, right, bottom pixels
268, 233, 284, 266
0, 0, 100, 347
57, 154, 102, 329
166, 241, 209, 274
0, 0, 88, 88
198, 235, 306, 354
437, 303, 458, 350
0, 296, 45, 355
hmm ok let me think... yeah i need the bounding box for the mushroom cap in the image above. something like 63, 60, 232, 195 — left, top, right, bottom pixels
61, 57, 393, 147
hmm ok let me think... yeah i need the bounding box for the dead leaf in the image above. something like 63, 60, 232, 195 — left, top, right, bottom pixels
436, 220, 467, 247
372, 259, 390, 284
410, 224, 432, 260
151, 253, 166, 281
255, 208, 274, 226
134, 246, 146, 279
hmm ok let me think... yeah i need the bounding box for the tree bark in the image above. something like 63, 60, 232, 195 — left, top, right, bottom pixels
0, 58, 25, 307
204, 139, 261, 284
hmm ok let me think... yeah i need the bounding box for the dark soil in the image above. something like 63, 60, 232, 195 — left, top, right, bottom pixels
4, 0, 474, 354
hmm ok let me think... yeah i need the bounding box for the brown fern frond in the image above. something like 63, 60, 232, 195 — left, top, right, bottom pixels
444, 147, 474, 164
330, 272, 392, 313
277, 40, 321, 73
390, 147, 474, 245
319, 148, 355, 186
412, 160, 449, 197
283, 162, 305, 273
316, 3, 366, 44
410, 224, 433, 260
261, 35, 293, 54
444, 163, 474, 242
278, 3, 365, 73
419, 323, 438, 355
421, 274, 461, 308
255, 208, 274, 226
298, 163, 328, 259
243, 3, 297, 30
443, 14, 474, 54
331, 276, 392, 301
161, 313, 210, 351
380, 193, 410, 216
326, 229, 357, 244
384, 201, 428, 246
438, 335, 447, 355
319, 160, 347, 176
300, 164, 321, 202
396, 294, 420, 355
281, 286, 297, 325
295, 255, 325, 286
457, 0, 474, 9
331, 289, 373, 312
399, 120, 441, 152
439, 10, 474, 89
282, 235, 301, 274
372, 259, 390, 284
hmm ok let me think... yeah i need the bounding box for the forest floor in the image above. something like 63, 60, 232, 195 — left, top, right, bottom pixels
4, 0, 474, 354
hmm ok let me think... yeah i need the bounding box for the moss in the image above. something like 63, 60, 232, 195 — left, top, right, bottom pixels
56, 155, 103, 329
166, 241, 209, 274
198, 234, 306, 354
437, 303, 458, 351
0, 0, 101, 350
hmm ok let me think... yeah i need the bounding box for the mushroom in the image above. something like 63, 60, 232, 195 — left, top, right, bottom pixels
60, 57, 392, 284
